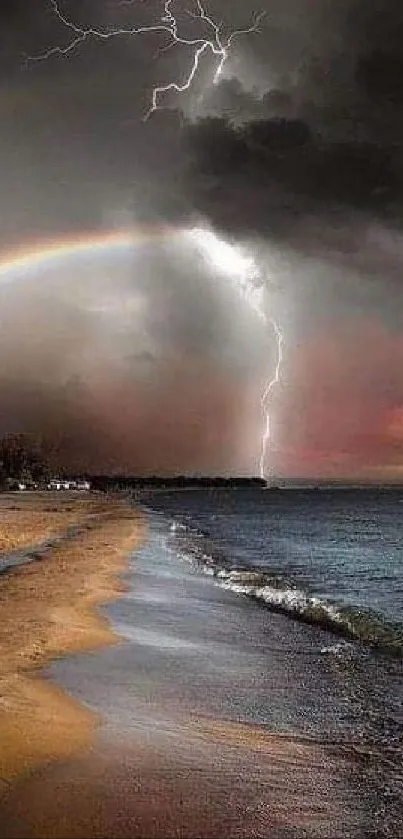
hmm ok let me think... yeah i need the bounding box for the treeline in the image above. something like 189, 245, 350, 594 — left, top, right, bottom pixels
91, 475, 266, 492
0, 432, 87, 489
0, 432, 266, 491
0, 433, 52, 488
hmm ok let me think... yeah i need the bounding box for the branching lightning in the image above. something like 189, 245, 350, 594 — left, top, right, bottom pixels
30, 1, 283, 480
29, 1, 265, 119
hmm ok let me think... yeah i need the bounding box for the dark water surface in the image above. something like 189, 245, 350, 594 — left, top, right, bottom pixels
140, 489, 403, 834
146, 488, 403, 648
1, 490, 402, 837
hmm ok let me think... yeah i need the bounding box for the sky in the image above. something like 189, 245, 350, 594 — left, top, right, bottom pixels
0, 0, 403, 480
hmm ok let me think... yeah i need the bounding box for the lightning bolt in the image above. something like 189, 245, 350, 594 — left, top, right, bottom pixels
233, 280, 284, 484
259, 317, 284, 482
233, 276, 284, 483
29, 1, 265, 120
29, 2, 282, 480
188, 228, 283, 483
229, 270, 284, 484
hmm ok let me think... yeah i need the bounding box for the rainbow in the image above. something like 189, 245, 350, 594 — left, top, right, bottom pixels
0, 226, 179, 281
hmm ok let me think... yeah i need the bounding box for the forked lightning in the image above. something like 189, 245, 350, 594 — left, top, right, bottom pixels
29, 0, 264, 119
29, 1, 282, 480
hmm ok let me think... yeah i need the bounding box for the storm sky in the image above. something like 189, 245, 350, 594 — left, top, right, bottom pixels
0, 0, 403, 479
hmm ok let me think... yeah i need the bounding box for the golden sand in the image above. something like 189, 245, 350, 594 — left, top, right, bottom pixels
0, 497, 358, 839
0, 492, 96, 555
0, 493, 143, 784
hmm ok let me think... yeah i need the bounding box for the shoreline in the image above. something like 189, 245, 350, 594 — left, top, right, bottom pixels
0, 504, 367, 839
0, 492, 143, 784
0, 494, 377, 838
0, 491, 99, 557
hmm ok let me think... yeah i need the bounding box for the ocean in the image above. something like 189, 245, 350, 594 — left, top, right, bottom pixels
12, 486, 400, 837
139, 487, 403, 836
144, 487, 403, 651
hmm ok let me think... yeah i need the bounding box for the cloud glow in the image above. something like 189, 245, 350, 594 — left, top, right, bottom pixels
189, 226, 258, 279
187, 225, 283, 480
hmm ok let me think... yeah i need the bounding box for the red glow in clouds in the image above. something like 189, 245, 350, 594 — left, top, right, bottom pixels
277, 319, 403, 481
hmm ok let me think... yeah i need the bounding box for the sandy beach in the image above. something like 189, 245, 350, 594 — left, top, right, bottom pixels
0, 492, 142, 785
0, 494, 370, 838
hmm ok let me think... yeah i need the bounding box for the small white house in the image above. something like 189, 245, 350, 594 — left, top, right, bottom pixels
47, 478, 91, 491
47, 479, 63, 490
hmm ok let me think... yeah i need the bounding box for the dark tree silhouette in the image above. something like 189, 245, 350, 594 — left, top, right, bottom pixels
90, 474, 266, 492
0, 433, 51, 485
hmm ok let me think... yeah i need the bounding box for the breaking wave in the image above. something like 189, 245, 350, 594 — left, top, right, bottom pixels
166, 517, 403, 657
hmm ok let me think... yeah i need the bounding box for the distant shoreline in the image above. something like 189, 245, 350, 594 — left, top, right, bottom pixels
87, 477, 403, 493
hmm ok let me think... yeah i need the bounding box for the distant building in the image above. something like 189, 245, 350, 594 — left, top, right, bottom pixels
7, 479, 27, 491
76, 480, 91, 491
47, 478, 91, 491
47, 479, 63, 490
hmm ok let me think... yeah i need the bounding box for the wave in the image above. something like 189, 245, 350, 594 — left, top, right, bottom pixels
166, 516, 403, 657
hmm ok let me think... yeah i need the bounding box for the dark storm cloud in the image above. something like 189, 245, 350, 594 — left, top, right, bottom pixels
1, 0, 403, 477
183, 0, 403, 275
186, 116, 395, 220
177, 0, 403, 480
0, 1, 193, 245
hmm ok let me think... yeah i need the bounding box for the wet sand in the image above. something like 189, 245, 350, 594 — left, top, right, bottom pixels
0, 492, 142, 784
0, 731, 355, 839
0, 500, 366, 838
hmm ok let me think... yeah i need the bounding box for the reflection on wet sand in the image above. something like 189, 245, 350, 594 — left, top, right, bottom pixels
0, 507, 364, 838
0, 723, 356, 839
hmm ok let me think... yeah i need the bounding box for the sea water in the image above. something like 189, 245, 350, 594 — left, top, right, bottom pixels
140, 487, 403, 837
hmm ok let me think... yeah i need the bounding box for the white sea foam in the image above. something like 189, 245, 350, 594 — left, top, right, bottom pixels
216, 573, 354, 636
169, 525, 398, 652
170, 521, 186, 533
320, 642, 356, 655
